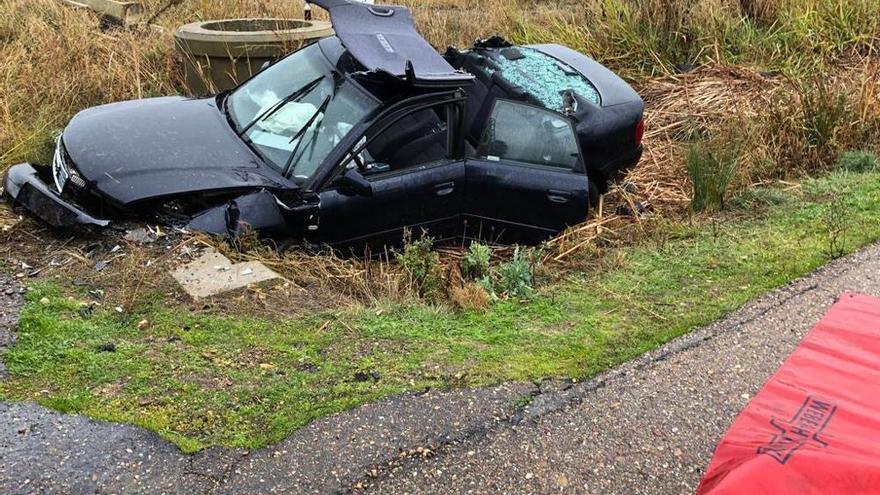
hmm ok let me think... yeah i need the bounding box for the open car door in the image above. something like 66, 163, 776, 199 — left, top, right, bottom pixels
315, 94, 467, 252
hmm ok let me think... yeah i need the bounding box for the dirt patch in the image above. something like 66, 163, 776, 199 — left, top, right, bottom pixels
0, 213, 351, 319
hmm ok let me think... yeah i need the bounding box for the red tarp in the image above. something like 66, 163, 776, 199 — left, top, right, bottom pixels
697, 292, 880, 495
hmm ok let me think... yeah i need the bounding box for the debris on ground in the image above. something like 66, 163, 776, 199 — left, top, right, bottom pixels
0, 213, 21, 233
170, 248, 281, 299
123, 227, 158, 245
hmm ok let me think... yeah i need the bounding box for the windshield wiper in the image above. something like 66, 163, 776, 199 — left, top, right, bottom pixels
281, 94, 332, 178
237, 75, 325, 137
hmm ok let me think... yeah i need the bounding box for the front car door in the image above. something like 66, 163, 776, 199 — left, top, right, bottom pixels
314, 97, 467, 253
463, 99, 590, 244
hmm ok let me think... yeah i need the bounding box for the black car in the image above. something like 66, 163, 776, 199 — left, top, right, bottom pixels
4, 0, 643, 250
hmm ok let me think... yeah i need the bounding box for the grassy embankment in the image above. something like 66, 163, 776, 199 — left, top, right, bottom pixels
3, 169, 878, 451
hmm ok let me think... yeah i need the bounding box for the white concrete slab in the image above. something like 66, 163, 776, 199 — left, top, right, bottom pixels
171, 249, 280, 299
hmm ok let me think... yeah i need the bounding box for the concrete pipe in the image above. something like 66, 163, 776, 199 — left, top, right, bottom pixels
174, 18, 333, 95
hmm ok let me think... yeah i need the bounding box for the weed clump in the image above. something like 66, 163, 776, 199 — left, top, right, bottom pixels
799, 78, 850, 152
496, 248, 537, 299
397, 230, 442, 300
450, 282, 491, 311
687, 140, 739, 213
461, 242, 491, 280
822, 199, 852, 260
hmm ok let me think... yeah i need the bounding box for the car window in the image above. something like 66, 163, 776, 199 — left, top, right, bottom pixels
476, 100, 580, 170
227, 43, 379, 183
341, 104, 452, 178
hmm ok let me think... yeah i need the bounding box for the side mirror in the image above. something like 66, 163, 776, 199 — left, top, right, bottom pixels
338, 168, 373, 196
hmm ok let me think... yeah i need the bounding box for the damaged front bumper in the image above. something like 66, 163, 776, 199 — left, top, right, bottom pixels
3, 163, 110, 228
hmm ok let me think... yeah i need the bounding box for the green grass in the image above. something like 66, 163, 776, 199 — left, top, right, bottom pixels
2, 170, 879, 452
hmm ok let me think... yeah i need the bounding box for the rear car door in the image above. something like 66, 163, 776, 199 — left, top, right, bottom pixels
464, 99, 590, 244
315, 100, 465, 252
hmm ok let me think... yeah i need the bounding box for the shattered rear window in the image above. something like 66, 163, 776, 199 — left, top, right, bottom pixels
487, 47, 600, 110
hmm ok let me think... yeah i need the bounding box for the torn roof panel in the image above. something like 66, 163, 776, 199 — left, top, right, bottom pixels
307, 0, 473, 87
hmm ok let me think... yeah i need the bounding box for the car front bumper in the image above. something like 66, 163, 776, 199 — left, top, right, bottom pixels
3, 162, 110, 228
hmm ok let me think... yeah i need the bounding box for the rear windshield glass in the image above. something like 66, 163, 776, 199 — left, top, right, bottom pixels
485, 47, 600, 110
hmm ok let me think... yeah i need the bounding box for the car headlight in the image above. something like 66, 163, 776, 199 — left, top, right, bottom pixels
51, 135, 69, 194
51, 135, 85, 193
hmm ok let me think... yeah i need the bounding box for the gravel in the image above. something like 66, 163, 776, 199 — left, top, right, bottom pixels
1, 244, 879, 494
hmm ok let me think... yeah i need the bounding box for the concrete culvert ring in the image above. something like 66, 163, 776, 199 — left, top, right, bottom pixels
199, 19, 312, 33
174, 18, 333, 95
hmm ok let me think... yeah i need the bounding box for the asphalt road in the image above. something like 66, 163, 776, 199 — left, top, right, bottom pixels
2, 243, 879, 494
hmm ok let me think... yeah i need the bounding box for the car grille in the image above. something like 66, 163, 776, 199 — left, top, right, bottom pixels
52, 136, 86, 193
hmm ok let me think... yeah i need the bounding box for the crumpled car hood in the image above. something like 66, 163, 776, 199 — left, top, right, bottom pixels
62, 96, 289, 206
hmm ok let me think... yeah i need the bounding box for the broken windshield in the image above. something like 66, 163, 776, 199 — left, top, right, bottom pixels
227, 42, 379, 183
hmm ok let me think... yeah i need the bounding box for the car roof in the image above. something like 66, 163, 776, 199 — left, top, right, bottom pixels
307, 0, 473, 88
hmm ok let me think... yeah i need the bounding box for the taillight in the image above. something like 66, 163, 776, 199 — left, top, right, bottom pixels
634, 117, 645, 146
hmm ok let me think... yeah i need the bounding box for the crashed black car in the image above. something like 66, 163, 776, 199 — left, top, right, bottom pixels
4, 0, 644, 250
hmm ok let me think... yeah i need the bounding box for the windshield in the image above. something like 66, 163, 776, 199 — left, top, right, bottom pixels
228, 42, 378, 183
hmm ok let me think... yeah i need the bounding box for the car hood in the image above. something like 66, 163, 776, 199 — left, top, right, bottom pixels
62, 96, 290, 206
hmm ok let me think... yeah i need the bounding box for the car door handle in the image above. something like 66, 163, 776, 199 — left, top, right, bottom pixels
547, 189, 572, 204
434, 182, 455, 196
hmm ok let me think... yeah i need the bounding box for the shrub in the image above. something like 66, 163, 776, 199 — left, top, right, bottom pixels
497, 248, 535, 299
687, 140, 739, 212
397, 230, 441, 299
461, 242, 491, 280
837, 150, 878, 172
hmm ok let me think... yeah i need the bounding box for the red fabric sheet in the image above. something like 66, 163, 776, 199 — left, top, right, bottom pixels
697, 292, 880, 495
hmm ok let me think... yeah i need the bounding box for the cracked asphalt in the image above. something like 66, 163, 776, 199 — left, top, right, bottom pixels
2, 243, 879, 494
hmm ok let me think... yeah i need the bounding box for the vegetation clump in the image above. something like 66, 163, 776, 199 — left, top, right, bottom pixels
397, 230, 442, 300
496, 248, 537, 300
461, 242, 491, 281
687, 140, 739, 213
837, 151, 878, 172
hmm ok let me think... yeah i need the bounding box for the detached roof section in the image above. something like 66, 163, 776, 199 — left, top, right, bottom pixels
307, 0, 473, 87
